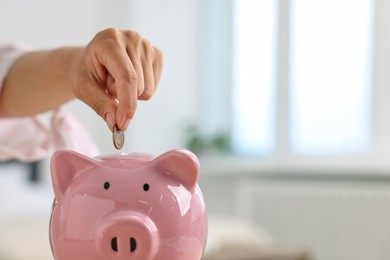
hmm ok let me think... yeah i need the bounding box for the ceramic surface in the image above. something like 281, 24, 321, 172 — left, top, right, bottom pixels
49, 149, 208, 260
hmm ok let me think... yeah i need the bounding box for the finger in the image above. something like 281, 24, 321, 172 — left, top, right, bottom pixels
106, 73, 117, 99
97, 45, 138, 131
152, 47, 164, 88
77, 82, 118, 131
126, 46, 145, 98
138, 42, 155, 100
116, 69, 137, 131
138, 60, 154, 100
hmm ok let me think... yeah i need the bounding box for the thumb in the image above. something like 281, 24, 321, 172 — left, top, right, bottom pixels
75, 83, 118, 131
97, 99, 118, 132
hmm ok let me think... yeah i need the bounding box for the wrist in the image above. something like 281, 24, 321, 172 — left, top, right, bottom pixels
52, 46, 83, 86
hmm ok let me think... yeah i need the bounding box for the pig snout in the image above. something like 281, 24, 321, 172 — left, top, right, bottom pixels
97, 211, 159, 259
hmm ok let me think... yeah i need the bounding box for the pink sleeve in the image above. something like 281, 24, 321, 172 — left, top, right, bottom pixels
0, 110, 100, 161
0, 43, 99, 161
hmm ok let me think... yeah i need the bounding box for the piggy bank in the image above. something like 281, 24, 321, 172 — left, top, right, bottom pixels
49, 149, 208, 260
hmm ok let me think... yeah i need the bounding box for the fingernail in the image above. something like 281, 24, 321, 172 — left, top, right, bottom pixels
105, 113, 115, 131
121, 118, 131, 131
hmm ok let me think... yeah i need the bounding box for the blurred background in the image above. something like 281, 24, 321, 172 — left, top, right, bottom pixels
1, 0, 390, 259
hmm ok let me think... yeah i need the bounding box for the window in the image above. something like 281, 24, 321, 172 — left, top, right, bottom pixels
289, 0, 372, 155
232, 0, 277, 155
231, 0, 376, 159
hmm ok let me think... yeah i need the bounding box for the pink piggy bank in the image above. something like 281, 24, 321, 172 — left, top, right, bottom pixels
49, 149, 208, 260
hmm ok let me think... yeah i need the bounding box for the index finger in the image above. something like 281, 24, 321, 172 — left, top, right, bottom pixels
98, 45, 138, 131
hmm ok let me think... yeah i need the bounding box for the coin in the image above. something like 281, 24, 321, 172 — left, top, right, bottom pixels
113, 125, 125, 150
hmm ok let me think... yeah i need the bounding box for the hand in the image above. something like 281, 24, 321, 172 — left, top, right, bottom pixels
69, 28, 163, 131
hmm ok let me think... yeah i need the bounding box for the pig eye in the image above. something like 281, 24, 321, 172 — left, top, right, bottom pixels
143, 183, 150, 192
104, 182, 110, 190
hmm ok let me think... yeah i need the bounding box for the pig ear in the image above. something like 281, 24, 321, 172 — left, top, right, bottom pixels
152, 149, 200, 192
50, 150, 97, 203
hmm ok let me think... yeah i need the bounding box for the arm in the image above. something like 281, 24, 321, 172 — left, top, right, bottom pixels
0, 47, 80, 117
0, 29, 163, 131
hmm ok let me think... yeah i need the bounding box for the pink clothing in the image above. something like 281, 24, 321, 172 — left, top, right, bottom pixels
0, 43, 99, 161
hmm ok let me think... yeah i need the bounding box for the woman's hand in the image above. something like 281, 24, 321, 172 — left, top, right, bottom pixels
70, 28, 163, 131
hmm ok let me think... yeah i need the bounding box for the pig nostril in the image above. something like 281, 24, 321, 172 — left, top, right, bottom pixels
130, 237, 137, 252
110, 237, 136, 253
111, 237, 118, 252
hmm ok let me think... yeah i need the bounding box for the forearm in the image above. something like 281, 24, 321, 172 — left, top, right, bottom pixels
0, 47, 83, 117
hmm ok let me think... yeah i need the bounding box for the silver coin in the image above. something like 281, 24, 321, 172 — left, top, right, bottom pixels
113, 125, 125, 150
